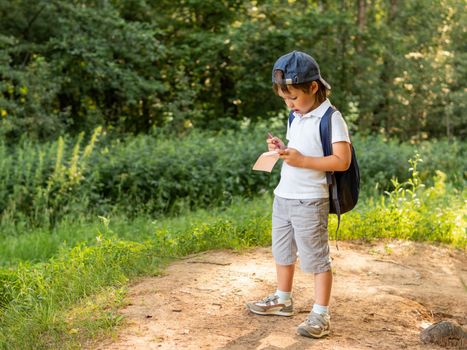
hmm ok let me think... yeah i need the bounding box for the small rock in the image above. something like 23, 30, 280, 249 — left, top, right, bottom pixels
420, 321, 467, 348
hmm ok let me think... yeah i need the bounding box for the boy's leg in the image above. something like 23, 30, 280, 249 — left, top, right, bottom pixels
297, 271, 332, 338
291, 198, 332, 338
314, 270, 332, 306
246, 263, 295, 316
273, 197, 297, 295
246, 196, 296, 316
276, 263, 295, 292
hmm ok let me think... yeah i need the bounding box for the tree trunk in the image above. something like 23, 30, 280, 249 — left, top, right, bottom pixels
141, 97, 151, 132
339, 0, 349, 99
357, 0, 366, 32
382, 0, 398, 134
356, 0, 366, 54
390, 0, 398, 22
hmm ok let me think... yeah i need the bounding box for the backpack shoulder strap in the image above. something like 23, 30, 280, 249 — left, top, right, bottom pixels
288, 110, 295, 128
319, 106, 341, 250
319, 106, 335, 157
319, 106, 336, 185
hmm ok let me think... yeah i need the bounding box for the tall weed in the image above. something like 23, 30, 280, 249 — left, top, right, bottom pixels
0, 128, 102, 229
0, 127, 465, 233
333, 155, 466, 247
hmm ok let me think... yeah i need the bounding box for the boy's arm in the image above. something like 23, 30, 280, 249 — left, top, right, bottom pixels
278, 142, 351, 171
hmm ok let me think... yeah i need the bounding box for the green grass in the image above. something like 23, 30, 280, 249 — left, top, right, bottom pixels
332, 168, 467, 248
0, 161, 465, 349
0, 195, 273, 349
0, 195, 272, 266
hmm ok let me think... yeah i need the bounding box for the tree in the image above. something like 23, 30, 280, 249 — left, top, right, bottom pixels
0, 0, 465, 141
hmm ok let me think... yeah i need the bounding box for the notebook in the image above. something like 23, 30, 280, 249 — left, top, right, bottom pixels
252, 151, 280, 172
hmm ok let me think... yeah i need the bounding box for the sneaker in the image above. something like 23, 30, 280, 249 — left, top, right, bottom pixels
246, 294, 294, 316
297, 312, 330, 338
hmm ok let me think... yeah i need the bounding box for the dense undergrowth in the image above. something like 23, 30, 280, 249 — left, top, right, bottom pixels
0, 127, 465, 231
0, 129, 465, 349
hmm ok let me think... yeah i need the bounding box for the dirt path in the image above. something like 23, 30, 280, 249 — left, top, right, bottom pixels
91, 241, 466, 350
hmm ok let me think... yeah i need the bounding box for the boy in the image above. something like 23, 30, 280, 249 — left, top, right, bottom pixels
246, 51, 352, 338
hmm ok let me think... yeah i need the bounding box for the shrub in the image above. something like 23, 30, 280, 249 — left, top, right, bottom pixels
333, 155, 466, 247
0, 128, 464, 231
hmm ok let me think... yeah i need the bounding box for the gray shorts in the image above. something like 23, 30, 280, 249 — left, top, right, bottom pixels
272, 196, 331, 273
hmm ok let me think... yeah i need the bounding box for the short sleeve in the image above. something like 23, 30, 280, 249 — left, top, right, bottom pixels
331, 111, 351, 144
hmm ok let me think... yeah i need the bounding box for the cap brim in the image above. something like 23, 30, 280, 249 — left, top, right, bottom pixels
320, 77, 331, 90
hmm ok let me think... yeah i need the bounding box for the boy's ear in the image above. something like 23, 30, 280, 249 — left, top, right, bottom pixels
310, 81, 319, 94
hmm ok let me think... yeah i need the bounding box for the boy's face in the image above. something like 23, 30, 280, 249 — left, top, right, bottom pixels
277, 83, 319, 115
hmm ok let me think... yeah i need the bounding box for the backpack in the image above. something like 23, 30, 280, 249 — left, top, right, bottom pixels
288, 106, 360, 248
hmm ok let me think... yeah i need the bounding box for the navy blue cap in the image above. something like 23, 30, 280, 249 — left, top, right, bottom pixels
272, 51, 331, 89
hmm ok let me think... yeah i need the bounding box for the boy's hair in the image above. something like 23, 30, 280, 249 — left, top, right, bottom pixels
273, 70, 329, 104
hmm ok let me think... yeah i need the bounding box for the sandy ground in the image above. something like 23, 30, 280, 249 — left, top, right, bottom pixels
90, 241, 466, 350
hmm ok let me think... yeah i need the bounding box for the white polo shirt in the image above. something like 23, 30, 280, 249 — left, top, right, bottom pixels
274, 99, 351, 199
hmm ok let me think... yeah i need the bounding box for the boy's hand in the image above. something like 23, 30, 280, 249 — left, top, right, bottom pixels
267, 133, 285, 151
278, 148, 304, 167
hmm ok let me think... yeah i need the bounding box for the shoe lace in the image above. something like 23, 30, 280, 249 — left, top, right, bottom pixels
306, 312, 327, 328
262, 294, 279, 305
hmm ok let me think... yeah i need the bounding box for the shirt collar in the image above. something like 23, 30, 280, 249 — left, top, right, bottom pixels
292, 98, 332, 119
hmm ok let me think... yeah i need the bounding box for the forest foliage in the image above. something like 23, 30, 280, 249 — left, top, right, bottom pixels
0, 0, 465, 142
0, 2, 465, 348
0, 127, 465, 231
